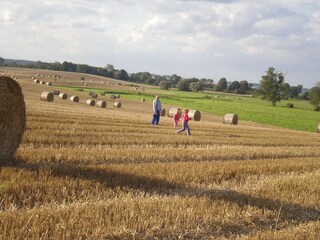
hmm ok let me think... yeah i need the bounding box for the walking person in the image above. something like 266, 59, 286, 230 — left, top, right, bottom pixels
151, 96, 161, 125
173, 108, 181, 128
176, 109, 192, 136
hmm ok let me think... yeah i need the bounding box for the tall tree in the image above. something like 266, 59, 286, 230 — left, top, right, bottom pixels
258, 67, 286, 106
0, 57, 5, 65
216, 78, 228, 92
309, 83, 320, 111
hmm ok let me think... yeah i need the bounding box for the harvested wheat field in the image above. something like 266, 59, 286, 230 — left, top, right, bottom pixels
0, 68, 320, 239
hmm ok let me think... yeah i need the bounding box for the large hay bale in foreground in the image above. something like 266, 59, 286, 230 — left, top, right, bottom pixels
40, 92, 54, 102
59, 93, 68, 100
70, 96, 79, 102
113, 102, 121, 108
86, 99, 96, 106
223, 113, 238, 125
97, 100, 107, 108
0, 76, 26, 164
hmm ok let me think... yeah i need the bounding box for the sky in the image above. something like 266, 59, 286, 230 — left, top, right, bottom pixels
1, 0, 319, 88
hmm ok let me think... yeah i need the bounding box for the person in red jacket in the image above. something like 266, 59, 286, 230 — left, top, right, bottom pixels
173, 108, 181, 128
176, 109, 192, 136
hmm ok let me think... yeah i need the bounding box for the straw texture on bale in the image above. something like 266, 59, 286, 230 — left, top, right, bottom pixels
188, 110, 201, 121
70, 96, 79, 102
40, 92, 54, 102
161, 108, 166, 116
46, 82, 52, 86
0, 76, 26, 164
317, 123, 320, 133
53, 89, 60, 95
59, 93, 68, 100
33, 79, 40, 84
113, 102, 121, 108
97, 100, 107, 108
223, 113, 238, 125
86, 99, 96, 106
39, 81, 45, 84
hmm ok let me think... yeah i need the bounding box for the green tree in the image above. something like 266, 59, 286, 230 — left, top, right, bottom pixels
309, 84, 320, 111
189, 82, 204, 92
227, 81, 240, 93
0, 57, 5, 65
177, 79, 190, 91
216, 78, 228, 92
159, 80, 170, 90
290, 85, 303, 98
258, 67, 286, 106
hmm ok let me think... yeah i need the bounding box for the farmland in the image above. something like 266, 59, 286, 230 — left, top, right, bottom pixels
0, 67, 320, 239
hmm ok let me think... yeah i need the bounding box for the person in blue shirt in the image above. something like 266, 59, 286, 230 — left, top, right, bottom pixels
151, 96, 161, 125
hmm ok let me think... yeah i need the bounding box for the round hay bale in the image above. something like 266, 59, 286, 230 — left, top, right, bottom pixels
141, 97, 145, 102
53, 89, 60, 95
70, 96, 79, 102
161, 108, 166, 116
97, 100, 107, 108
40, 92, 54, 102
110, 95, 116, 99
167, 107, 180, 117
39, 81, 45, 85
188, 110, 201, 121
101, 92, 105, 96
116, 94, 120, 98
113, 102, 121, 108
33, 79, 40, 84
59, 93, 68, 100
223, 113, 238, 125
91, 93, 98, 98
86, 99, 96, 106
317, 123, 320, 133
287, 103, 294, 108
0, 76, 26, 164
46, 82, 52, 86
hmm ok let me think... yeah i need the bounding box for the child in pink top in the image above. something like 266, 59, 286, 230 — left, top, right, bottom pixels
173, 108, 181, 128
176, 109, 192, 136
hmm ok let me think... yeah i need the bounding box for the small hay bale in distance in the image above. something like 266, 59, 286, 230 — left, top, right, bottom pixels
59, 93, 68, 100
33, 79, 40, 84
113, 102, 121, 108
91, 93, 98, 98
100, 92, 105, 96
97, 100, 107, 108
53, 89, 60, 95
70, 96, 80, 102
46, 82, 52, 86
287, 103, 294, 108
116, 94, 120, 98
39, 81, 45, 85
110, 95, 116, 99
317, 123, 320, 133
223, 113, 238, 125
86, 99, 96, 106
161, 108, 166, 116
141, 97, 145, 102
0, 76, 26, 165
40, 92, 54, 102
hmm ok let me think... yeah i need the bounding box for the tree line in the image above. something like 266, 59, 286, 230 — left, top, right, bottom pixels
1, 58, 319, 110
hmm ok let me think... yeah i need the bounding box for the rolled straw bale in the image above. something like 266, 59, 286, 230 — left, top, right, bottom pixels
100, 92, 105, 96
86, 99, 96, 106
223, 113, 238, 125
161, 108, 166, 116
40, 92, 54, 102
188, 110, 201, 121
59, 93, 68, 100
97, 100, 107, 108
91, 93, 98, 98
317, 123, 320, 133
53, 89, 60, 95
168, 107, 181, 118
116, 94, 120, 98
70, 96, 79, 102
46, 82, 52, 86
113, 102, 121, 108
33, 79, 40, 84
39, 81, 45, 85
141, 97, 145, 102
0, 76, 26, 164
110, 95, 116, 99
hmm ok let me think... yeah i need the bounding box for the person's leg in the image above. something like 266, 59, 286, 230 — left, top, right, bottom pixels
151, 113, 157, 124
186, 123, 191, 136
156, 111, 160, 125
176, 122, 186, 134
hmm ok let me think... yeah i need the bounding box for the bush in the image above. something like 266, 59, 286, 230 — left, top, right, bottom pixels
286, 103, 294, 108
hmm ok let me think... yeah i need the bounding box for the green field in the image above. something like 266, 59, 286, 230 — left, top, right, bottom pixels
58, 85, 320, 132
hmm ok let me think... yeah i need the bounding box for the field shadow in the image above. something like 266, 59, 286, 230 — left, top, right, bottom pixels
14, 160, 320, 238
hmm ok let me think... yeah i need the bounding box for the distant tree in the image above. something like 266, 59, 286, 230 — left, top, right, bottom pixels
238, 80, 251, 94
228, 81, 240, 93
105, 64, 114, 71
159, 80, 170, 90
309, 84, 320, 111
281, 83, 291, 100
258, 67, 286, 106
189, 82, 204, 92
177, 79, 190, 91
216, 78, 228, 92
289, 84, 303, 98
0, 57, 5, 65
113, 69, 129, 81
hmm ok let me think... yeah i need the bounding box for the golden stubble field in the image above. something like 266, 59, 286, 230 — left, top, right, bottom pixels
0, 68, 320, 239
